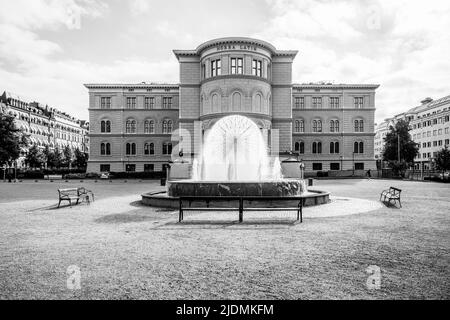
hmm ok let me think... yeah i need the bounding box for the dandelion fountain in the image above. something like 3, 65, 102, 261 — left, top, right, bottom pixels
142, 115, 329, 207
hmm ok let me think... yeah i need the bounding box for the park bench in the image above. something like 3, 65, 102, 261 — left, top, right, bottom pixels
178, 196, 303, 223
57, 187, 94, 208
380, 187, 402, 208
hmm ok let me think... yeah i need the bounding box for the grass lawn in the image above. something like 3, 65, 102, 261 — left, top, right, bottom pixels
0, 179, 448, 299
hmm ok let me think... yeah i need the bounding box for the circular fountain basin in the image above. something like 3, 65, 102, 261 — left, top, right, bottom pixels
167, 179, 305, 197
141, 179, 330, 208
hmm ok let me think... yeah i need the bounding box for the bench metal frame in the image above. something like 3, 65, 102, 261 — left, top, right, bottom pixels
178, 196, 303, 223
57, 187, 95, 208
380, 187, 402, 208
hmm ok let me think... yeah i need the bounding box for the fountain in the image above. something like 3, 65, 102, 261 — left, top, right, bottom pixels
142, 115, 329, 207
167, 115, 306, 197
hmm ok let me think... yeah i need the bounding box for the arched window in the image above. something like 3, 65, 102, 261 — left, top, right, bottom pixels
354, 119, 364, 132
313, 120, 322, 133
255, 94, 262, 112
334, 120, 339, 132
294, 120, 304, 133
126, 119, 136, 133
296, 141, 304, 154
162, 142, 172, 155
359, 141, 364, 154
101, 143, 111, 155
126, 143, 136, 155
162, 120, 173, 134
312, 142, 322, 154
144, 120, 154, 134
212, 94, 219, 112
330, 142, 340, 154
144, 143, 154, 155
330, 120, 334, 132
101, 120, 111, 133
232, 92, 241, 111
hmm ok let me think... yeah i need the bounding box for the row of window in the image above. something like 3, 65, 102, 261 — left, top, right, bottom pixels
413, 127, 449, 139
420, 139, 450, 148
310, 163, 366, 171
100, 97, 173, 109
293, 120, 364, 133
413, 115, 450, 129
203, 57, 265, 79
99, 164, 170, 173
100, 142, 173, 156
100, 119, 173, 134
293, 97, 366, 109
293, 141, 365, 154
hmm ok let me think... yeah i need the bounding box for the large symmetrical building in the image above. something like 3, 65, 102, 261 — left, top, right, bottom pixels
375, 95, 450, 170
0, 91, 89, 168
86, 37, 379, 173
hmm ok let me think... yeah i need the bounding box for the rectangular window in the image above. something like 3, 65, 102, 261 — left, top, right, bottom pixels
144, 97, 154, 109
144, 164, 154, 172
252, 59, 262, 77
202, 64, 206, 79
355, 163, 365, 170
230, 58, 243, 74
126, 97, 136, 109
163, 97, 172, 109
330, 163, 340, 171
211, 59, 221, 77
354, 97, 364, 108
312, 97, 322, 109
312, 163, 322, 171
330, 97, 340, 109
125, 164, 136, 172
100, 164, 110, 172
101, 97, 111, 109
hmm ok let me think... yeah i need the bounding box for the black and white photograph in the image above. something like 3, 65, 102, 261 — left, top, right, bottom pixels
0, 0, 448, 310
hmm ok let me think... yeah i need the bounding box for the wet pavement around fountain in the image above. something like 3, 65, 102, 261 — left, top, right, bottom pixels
0, 179, 448, 299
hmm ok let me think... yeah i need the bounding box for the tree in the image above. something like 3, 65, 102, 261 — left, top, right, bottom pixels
43, 145, 53, 169
62, 145, 73, 168
51, 146, 63, 169
382, 119, 419, 176
0, 114, 28, 167
435, 146, 450, 172
25, 145, 45, 169
73, 148, 87, 169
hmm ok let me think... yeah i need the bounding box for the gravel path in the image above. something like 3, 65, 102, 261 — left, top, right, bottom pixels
0, 179, 448, 299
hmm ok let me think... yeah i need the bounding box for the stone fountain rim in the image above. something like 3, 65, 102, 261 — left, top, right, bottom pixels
167, 179, 303, 183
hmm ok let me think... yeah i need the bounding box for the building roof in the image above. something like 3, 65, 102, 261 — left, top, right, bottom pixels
84, 83, 179, 89
173, 37, 298, 59
405, 94, 450, 115
293, 83, 380, 89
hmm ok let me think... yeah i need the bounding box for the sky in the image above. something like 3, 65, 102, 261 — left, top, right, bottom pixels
0, 0, 449, 123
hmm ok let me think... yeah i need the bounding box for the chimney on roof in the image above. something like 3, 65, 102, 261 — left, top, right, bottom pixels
421, 97, 433, 104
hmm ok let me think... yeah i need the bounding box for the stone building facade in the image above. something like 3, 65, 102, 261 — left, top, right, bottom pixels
0, 91, 89, 168
86, 38, 379, 173
375, 95, 450, 170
